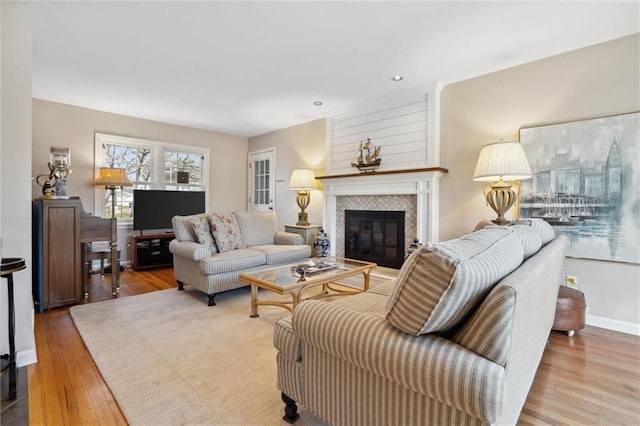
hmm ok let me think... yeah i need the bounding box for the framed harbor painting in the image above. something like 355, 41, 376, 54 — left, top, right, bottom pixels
518, 112, 640, 264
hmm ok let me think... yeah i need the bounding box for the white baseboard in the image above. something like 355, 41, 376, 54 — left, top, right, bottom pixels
17, 349, 38, 368
586, 314, 640, 336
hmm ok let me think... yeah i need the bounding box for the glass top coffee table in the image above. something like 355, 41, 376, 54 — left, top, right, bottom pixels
239, 257, 376, 317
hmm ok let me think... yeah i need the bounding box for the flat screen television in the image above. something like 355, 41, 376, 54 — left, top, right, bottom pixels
133, 190, 206, 231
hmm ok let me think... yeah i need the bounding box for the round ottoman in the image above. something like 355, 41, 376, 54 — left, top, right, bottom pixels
552, 285, 586, 336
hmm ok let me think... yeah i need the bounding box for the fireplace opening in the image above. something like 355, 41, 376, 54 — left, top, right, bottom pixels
345, 210, 405, 269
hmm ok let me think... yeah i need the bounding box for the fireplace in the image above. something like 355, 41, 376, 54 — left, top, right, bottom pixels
319, 168, 447, 267
345, 210, 405, 269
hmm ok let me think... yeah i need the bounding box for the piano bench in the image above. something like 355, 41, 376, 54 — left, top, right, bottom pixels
86, 249, 121, 276
84, 249, 121, 298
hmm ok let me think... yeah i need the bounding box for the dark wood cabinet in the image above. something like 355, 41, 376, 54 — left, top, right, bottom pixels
131, 232, 175, 270
33, 199, 83, 311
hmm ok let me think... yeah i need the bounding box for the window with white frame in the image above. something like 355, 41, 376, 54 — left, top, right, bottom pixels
164, 149, 205, 190
95, 133, 208, 220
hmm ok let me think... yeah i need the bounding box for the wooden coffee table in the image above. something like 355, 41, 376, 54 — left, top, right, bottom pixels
239, 257, 376, 317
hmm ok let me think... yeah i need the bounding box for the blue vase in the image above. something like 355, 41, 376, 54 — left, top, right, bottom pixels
406, 237, 422, 258
313, 229, 330, 257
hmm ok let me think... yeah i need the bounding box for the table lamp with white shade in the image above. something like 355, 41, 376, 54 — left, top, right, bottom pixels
472, 141, 532, 225
289, 169, 316, 226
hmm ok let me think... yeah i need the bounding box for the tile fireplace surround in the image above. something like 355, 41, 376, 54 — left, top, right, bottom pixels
317, 167, 447, 261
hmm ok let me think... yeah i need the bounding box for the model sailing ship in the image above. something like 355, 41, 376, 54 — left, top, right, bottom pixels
351, 138, 381, 172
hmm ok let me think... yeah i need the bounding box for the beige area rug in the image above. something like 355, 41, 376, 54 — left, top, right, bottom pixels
70, 286, 331, 426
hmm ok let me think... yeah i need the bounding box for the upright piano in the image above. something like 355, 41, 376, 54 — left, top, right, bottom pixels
32, 198, 119, 311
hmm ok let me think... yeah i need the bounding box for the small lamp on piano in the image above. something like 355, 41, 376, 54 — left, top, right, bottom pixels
93, 167, 132, 218
289, 168, 317, 226
472, 141, 532, 225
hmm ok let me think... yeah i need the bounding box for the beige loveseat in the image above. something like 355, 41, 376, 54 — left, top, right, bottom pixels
169, 211, 311, 306
274, 219, 567, 425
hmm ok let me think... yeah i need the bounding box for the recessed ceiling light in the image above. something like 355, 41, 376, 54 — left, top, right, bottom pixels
313, 101, 323, 106
391, 75, 403, 81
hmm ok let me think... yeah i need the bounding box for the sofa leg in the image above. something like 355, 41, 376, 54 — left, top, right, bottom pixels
281, 392, 300, 423
177, 280, 184, 290
207, 294, 216, 306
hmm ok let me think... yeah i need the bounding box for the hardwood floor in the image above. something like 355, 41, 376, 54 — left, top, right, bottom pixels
27, 268, 640, 425
520, 327, 640, 425
28, 268, 176, 425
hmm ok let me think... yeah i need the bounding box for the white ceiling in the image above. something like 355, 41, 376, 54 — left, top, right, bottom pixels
31, 1, 639, 138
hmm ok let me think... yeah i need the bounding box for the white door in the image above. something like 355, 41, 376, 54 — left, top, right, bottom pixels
248, 148, 275, 212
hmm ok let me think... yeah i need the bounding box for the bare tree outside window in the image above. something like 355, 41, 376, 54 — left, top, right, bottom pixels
104, 143, 152, 182
102, 143, 152, 219
164, 150, 204, 188
95, 133, 209, 220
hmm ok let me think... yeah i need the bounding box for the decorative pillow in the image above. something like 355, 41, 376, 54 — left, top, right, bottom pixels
510, 223, 542, 259
190, 214, 218, 254
472, 218, 494, 233
209, 213, 245, 252
530, 218, 555, 245
474, 220, 542, 260
385, 226, 524, 335
234, 211, 278, 247
452, 285, 515, 367
172, 214, 203, 242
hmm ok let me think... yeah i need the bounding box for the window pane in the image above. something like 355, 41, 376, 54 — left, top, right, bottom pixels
103, 143, 152, 183
165, 150, 203, 185
98, 135, 208, 220
101, 143, 152, 219
104, 187, 133, 219
251, 160, 271, 206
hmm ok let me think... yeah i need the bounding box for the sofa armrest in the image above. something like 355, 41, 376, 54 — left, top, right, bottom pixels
292, 300, 505, 423
168, 239, 210, 261
275, 231, 303, 245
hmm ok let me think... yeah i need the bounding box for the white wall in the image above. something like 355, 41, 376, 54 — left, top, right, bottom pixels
248, 119, 326, 229
440, 34, 640, 334
1, 2, 37, 366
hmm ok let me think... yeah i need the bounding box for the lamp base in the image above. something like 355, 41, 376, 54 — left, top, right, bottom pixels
483, 180, 517, 226
295, 190, 311, 226
296, 212, 309, 227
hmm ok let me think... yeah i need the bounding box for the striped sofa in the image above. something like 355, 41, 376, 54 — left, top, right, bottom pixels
169, 211, 311, 306
274, 220, 568, 425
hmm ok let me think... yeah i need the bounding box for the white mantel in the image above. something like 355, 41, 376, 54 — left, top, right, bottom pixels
318, 168, 447, 257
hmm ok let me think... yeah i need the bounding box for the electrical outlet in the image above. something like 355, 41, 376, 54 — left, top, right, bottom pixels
566, 275, 579, 289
